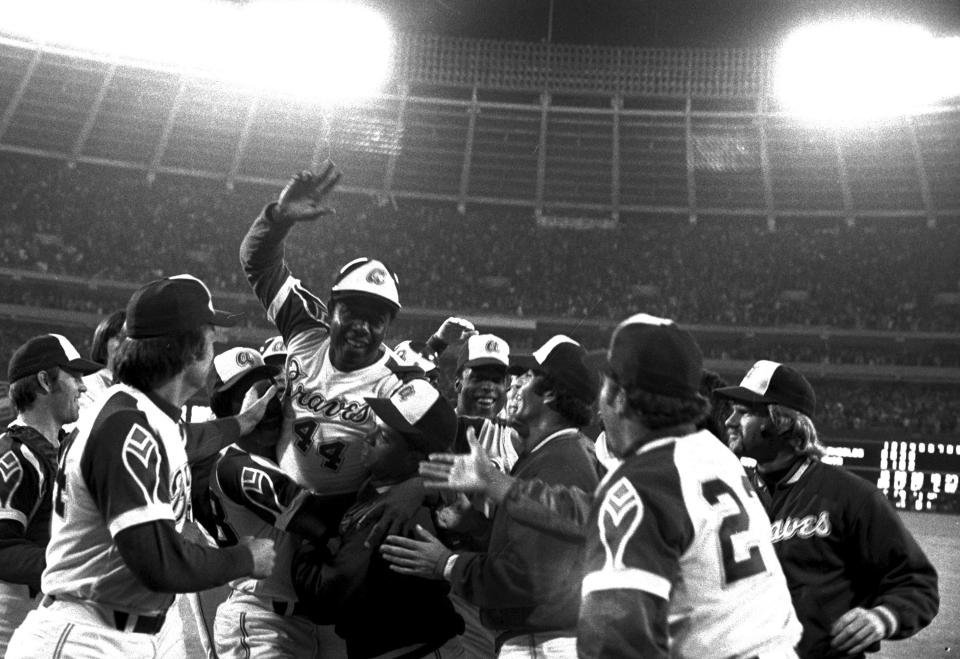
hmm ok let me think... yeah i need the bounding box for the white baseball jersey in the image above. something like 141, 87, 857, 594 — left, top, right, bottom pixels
42, 384, 192, 616
241, 211, 418, 496
580, 429, 801, 658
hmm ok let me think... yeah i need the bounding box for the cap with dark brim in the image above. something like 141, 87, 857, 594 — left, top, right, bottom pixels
464, 358, 509, 370
714, 360, 816, 418
215, 364, 280, 394
713, 386, 773, 407
8, 334, 104, 382
508, 354, 538, 373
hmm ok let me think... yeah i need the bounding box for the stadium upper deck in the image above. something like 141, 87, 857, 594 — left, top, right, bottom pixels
0, 36, 957, 223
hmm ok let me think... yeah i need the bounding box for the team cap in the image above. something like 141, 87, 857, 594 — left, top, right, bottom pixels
330, 257, 400, 312
394, 340, 438, 375
212, 347, 280, 394
366, 379, 457, 454
715, 360, 816, 418
606, 313, 702, 399
259, 335, 288, 367
126, 274, 236, 339
457, 334, 510, 372
8, 334, 103, 382
510, 335, 597, 404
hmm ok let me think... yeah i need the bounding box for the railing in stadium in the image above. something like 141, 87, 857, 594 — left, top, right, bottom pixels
1, 37, 957, 223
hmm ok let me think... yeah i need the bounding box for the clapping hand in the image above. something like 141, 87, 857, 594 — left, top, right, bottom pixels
419, 428, 515, 503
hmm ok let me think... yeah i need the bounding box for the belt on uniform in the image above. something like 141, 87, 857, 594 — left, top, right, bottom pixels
42, 594, 167, 635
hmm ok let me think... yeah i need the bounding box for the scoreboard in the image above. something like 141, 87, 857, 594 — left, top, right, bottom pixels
823, 438, 960, 513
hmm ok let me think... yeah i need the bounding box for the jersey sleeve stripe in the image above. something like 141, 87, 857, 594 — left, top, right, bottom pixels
108, 505, 176, 537
266, 275, 299, 324
18, 445, 44, 491
0, 510, 27, 527
582, 568, 672, 600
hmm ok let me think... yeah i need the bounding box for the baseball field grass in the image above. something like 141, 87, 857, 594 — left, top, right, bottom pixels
878, 513, 960, 658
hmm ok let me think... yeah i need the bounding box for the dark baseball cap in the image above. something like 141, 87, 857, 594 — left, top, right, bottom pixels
125, 274, 236, 339
605, 313, 703, 399
715, 360, 816, 418
510, 335, 597, 404
8, 334, 103, 382
366, 379, 457, 454
457, 334, 510, 372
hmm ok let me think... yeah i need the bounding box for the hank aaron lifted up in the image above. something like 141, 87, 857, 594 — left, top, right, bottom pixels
240, 164, 424, 533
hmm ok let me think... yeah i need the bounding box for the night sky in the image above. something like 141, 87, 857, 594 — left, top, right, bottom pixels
366, 0, 960, 48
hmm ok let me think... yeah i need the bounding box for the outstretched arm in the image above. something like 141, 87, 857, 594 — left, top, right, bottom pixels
239, 164, 341, 341
420, 428, 593, 539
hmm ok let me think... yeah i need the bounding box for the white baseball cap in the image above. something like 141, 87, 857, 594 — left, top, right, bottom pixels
394, 340, 438, 375
213, 347, 280, 393
457, 334, 510, 371
330, 257, 400, 312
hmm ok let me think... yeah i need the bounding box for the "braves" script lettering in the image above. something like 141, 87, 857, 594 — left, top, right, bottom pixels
290, 383, 371, 424
770, 511, 831, 543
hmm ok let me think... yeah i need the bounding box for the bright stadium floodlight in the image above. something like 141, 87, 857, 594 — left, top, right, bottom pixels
774, 20, 960, 126
0, 0, 393, 103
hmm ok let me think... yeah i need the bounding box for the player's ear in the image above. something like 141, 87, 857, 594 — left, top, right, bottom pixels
454, 376, 463, 393
36, 370, 54, 394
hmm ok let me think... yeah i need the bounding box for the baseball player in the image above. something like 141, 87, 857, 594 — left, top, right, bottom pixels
197, 346, 337, 658
383, 336, 601, 658
8, 275, 276, 659
0, 334, 102, 654
239, 164, 424, 524
296, 378, 465, 658
78, 308, 126, 415
717, 360, 939, 658
419, 315, 802, 658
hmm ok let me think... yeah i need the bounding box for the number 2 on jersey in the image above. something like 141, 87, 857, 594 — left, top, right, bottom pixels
701, 477, 766, 586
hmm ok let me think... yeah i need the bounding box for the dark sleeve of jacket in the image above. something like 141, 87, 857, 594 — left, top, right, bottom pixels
239, 203, 330, 342
500, 478, 595, 541
451, 439, 599, 608
115, 519, 254, 593
0, 520, 45, 591
183, 418, 241, 463
853, 488, 939, 638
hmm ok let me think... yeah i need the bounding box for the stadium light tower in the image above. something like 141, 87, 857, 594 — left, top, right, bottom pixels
774, 20, 960, 126
0, 0, 394, 103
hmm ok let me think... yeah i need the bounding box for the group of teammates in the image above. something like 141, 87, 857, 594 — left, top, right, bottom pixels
0, 162, 940, 658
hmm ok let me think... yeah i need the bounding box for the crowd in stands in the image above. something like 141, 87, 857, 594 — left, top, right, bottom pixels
2, 153, 960, 435
2, 154, 959, 331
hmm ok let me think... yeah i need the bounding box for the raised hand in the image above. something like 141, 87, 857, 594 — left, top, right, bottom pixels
275, 162, 342, 222
418, 427, 515, 502
434, 316, 477, 346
